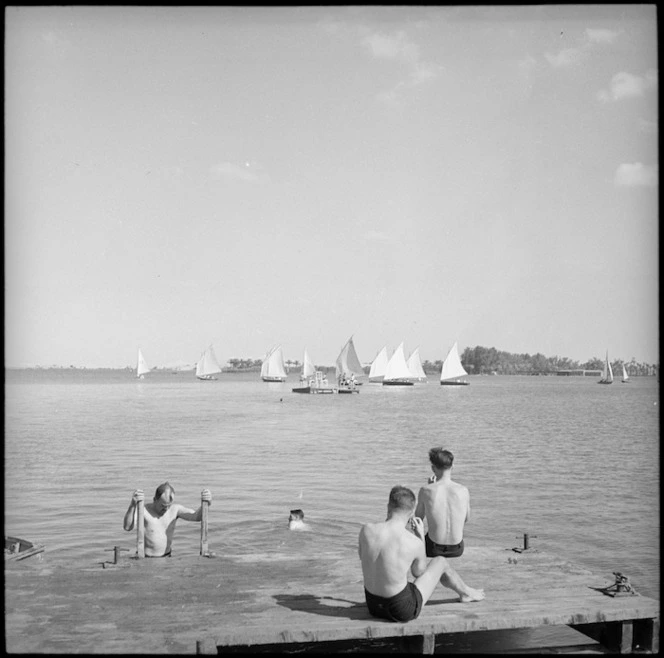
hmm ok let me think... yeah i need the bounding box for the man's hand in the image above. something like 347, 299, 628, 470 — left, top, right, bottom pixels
410, 517, 425, 540
132, 490, 145, 504
201, 489, 212, 505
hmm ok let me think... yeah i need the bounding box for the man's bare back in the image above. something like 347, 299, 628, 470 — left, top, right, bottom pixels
416, 478, 469, 545
359, 518, 425, 598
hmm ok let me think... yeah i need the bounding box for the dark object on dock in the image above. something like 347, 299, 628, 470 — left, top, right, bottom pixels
594, 572, 639, 598
4, 536, 45, 561
512, 532, 537, 553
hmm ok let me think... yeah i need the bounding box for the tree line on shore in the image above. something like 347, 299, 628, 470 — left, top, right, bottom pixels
224, 348, 657, 377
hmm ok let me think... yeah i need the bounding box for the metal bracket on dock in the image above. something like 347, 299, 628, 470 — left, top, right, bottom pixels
101, 546, 130, 568
511, 533, 537, 553
595, 572, 639, 597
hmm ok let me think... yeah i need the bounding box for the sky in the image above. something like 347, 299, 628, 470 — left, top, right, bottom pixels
5, 5, 659, 369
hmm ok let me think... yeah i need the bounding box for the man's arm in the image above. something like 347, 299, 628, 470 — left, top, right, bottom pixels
414, 487, 426, 521
123, 490, 144, 531
465, 488, 471, 523
409, 517, 428, 578
176, 489, 212, 522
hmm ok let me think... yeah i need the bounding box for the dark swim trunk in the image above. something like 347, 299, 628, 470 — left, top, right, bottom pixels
425, 535, 464, 558
364, 583, 423, 622
146, 550, 172, 558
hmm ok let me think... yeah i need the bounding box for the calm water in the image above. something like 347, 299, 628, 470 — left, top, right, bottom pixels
5, 370, 660, 610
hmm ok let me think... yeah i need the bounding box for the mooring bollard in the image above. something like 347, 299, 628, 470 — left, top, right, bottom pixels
136, 498, 145, 558
200, 491, 209, 556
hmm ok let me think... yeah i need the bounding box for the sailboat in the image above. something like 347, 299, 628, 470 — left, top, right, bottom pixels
260, 345, 288, 382
383, 342, 415, 386
440, 342, 469, 386
136, 349, 150, 379
335, 335, 364, 389
368, 346, 389, 383
406, 347, 428, 383
621, 364, 630, 383
292, 350, 336, 394
196, 345, 222, 381
598, 351, 614, 384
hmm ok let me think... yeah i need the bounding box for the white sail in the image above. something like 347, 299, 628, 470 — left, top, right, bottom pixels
621, 364, 629, 382
369, 346, 389, 382
335, 335, 364, 380
136, 349, 150, 378
406, 347, 428, 382
384, 342, 414, 382
440, 342, 468, 382
196, 345, 222, 379
261, 344, 287, 381
599, 351, 614, 384
302, 349, 316, 379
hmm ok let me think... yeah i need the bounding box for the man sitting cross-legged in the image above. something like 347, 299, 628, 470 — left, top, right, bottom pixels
358, 485, 484, 623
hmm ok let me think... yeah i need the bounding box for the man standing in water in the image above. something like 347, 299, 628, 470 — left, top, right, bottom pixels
359, 485, 484, 623
415, 448, 469, 558
123, 482, 212, 557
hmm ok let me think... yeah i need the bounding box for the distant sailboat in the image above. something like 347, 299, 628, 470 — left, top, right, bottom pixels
261, 345, 287, 382
196, 345, 222, 381
406, 347, 428, 383
368, 346, 389, 383
136, 349, 150, 379
598, 351, 614, 385
335, 335, 364, 387
292, 350, 341, 394
383, 342, 415, 386
440, 342, 469, 386
621, 364, 630, 383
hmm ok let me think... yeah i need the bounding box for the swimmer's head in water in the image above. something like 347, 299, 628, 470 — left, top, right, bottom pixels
289, 509, 304, 522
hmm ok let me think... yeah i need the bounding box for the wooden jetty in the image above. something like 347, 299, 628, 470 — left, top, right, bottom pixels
4, 542, 659, 654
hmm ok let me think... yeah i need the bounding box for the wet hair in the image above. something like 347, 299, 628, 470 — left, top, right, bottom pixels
154, 482, 175, 500
429, 448, 454, 471
289, 509, 304, 520
387, 485, 416, 512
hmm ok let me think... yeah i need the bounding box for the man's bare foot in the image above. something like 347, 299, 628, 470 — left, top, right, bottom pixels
459, 587, 485, 602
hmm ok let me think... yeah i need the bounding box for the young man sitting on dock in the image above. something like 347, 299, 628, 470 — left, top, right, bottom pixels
415, 448, 469, 559
359, 485, 484, 623
123, 482, 212, 557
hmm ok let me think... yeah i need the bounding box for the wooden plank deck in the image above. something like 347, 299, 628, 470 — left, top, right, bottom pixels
4, 543, 659, 654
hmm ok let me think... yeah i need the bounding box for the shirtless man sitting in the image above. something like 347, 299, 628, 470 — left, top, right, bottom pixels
415, 448, 469, 559
358, 485, 484, 623
123, 482, 211, 557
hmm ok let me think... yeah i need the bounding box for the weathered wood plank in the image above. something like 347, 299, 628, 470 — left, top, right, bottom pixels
5, 544, 659, 655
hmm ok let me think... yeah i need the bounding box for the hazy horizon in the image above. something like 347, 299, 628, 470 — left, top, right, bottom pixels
5, 6, 658, 369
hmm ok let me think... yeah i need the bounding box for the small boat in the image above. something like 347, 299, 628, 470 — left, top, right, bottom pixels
196, 345, 222, 381
336, 335, 364, 392
406, 347, 428, 383
5, 536, 45, 561
292, 349, 317, 393
440, 342, 470, 386
382, 342, 415, 386
621, 364, 630, 383
136, 348, 150, 379
368, 346, 389, 383
292, 370, 336, 394
598, 351, 614, 384
261, 345, 288, 382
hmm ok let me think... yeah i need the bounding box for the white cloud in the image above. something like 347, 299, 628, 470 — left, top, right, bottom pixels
597, 69, 658, 102
209, 162, 267, 183
585, 28, 620, 44
544, 47, 584, 68
614, 163, 658, 187
362, 30, 420, 64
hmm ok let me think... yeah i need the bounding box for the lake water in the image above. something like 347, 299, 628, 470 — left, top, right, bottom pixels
4, 370, 659, 648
